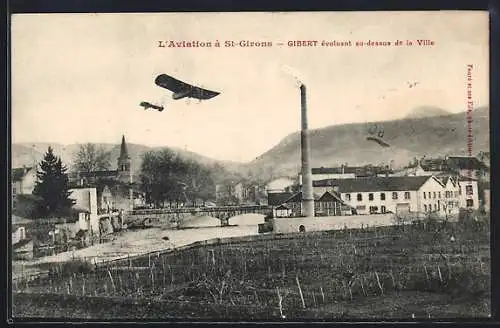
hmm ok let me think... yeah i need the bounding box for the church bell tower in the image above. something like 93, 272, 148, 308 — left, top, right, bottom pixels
117, 135, 131, 183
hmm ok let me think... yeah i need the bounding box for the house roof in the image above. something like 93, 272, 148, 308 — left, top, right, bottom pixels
282, 192, 321, 203
312, 167, 360, 174
313, 176, 432, 193
13, 238, 33, 250
12, 167, 34, 182
12, 215, 33, 226
436, 175, 459, 186
318, 190, 343, 202
458, 175, 479, 182
79, 170, 119, 178
311, 165, 393, 176
267, 192, 293, 206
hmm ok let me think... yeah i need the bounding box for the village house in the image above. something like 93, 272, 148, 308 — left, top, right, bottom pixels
12, 215, 34, 260
66, 187, 100, 234
399, 156, 489, 182
312, 175, 460, 218
281, 190, 355, 217
11, 166, 37, 196
267, 192, 294, 217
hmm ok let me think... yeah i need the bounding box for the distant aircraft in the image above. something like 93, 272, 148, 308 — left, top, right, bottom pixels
407, 81, 419, 88
366, 136, 391, 147
139, 101, 164, 112
367, 123, 390, 147
155, 74, 220, 101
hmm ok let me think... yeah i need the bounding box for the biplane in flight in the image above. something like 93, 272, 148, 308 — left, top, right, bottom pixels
154, 74, 221, 101
139, 101, 164, 112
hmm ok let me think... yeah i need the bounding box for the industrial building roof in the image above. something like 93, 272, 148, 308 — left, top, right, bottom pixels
313, 176, 432, 193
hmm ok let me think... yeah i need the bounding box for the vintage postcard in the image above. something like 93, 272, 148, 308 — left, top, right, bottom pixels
10, 11, 490, 321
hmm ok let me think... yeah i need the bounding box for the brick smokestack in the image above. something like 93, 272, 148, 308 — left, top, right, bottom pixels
300, 84, 315, 217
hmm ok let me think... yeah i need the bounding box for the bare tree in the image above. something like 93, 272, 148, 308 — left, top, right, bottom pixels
73, 143, 111, 173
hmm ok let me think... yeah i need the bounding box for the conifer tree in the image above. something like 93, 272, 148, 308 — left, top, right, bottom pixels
33, 146, 75, 217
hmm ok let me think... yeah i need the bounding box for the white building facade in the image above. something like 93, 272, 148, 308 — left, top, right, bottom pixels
457, 177, 479, 210
313, 175, 469, 219
69, 187, 99, 234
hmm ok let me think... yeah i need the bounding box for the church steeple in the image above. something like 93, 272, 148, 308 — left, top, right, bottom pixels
117, 135, 131, 176
119, 135, 130, 161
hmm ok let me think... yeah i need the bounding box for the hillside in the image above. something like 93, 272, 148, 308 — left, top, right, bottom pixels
244, 107, 490, 179
405, 106, 452, 118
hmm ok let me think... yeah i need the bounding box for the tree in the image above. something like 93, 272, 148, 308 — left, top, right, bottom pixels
140, 149, 189, 207
33, 147, 75, 217
140, 150, 217, 207
73, 143, 111, 173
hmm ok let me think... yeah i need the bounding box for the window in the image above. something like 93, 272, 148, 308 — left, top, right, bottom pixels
357, 193, 363, 201
428, 192, 431, 198
404, 192, 410, 200
392, 192, 398, 200
423, 192, 426, 199
380, 193, 386, 201
381, 205, 386, 213
369, 206, 378, 214
12, 187, 17, 195
438, 192, 441, 198
345, 194, 351, 201
434, 204, 437, 211
466, 185, 473, 195
466, 199, 474, 207
369, 193, 374, 201
424, 204, 427, 212
433, 192, 436, 199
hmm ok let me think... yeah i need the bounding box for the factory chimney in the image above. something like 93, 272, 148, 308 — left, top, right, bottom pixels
300, 84, 315, 217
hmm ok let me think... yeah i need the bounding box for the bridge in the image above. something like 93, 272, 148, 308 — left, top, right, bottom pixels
124, 205, 273, 228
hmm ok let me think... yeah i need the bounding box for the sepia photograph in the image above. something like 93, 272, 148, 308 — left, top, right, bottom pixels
10, 11, 490, 321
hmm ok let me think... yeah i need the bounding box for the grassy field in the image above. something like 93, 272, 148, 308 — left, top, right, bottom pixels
13, 216, 490, 320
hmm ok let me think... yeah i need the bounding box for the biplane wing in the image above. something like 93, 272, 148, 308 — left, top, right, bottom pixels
154, 74, 220, 100
140, 101, 164, 112
366, 136, 391, 147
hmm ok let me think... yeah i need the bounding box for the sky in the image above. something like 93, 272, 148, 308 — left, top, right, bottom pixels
11, 11, 489, 162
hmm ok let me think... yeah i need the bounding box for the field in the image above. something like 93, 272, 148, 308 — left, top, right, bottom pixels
12, 216, 490, 321
12, 215, 262, 280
